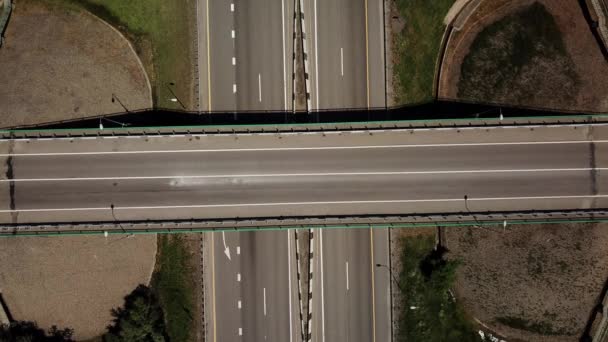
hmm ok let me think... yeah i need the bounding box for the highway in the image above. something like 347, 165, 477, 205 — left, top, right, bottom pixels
1, 123, 606, 342
199, 0, 385, 112
201, 0, 293, 112
205, 230, 300, 342
0, 124, 607, 224
304, 0, 386, 110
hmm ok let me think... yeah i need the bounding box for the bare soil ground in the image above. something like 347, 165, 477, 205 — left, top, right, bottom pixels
439, 0, 608, 113
0, 235, 157, 340
444, 223, 608, 341
0, 0, 151, 128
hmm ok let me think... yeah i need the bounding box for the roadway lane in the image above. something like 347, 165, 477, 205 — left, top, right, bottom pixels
235, 0, 292, 111
1, 124, 607, 223
209, 230, 299, 342
310, 228, 390, 342
367, 0, 386, 109
7, 143, 593, 179
305, 0, 385, 110
314, 229, 373, 342
208, 0, 236, 111
206, 0, 293, 112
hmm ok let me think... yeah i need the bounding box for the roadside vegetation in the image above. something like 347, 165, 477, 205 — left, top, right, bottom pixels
101, 235, 195, 342
396, 234, 478, 342
150, 235, 196, 342
393, 0, 454, 104
457, 2, 579, 109
41, 0, 194, 109
0, 321, 74, 341
104, 285, 167, 342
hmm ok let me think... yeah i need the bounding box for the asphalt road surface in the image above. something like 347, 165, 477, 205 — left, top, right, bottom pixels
310, 227, 391, 342
206, 230, 300, 342
199, 0, 384, 112
304, 0, 386, 110
0, 124, 606, 224
201, 0, 293, 112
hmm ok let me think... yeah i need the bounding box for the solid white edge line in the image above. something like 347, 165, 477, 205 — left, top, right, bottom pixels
320, 229, 325, 342
3, 195, 608, 213
4, 168, 606, 182
281, 0, 287, 111
314, 0, 319, 110
288, 230, 293, 342
2, 140, 607, 157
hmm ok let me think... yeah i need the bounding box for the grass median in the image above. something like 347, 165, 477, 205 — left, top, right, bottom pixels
393, 0, 454, 105
396, 234, 478, 341
151, 235, 196, 342
46, 0, 194, 110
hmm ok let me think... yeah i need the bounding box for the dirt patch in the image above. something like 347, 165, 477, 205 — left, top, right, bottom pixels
0, 235, 157, 340
439, 0, 608, 113
444, 223, 608, 341
0, 0, 152, 128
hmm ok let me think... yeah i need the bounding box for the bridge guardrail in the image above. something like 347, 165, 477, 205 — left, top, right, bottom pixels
2, 209, 607, 237
1, 113, 608, 139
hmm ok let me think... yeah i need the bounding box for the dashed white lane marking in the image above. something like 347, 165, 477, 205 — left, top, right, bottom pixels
239, 328, 242, 336
340, 47, 344, 77
231, 30, 235, 38
258, 74, 262, 103
238, 300, 242, 309
346, 261, 349, 291
236, 246, 240, 255
237, 273, 241, 282
230, 3, 234, 11
233, 84, 237, 93
263, 287, 267, 316
3, 195, 608, 214
232, 57, 236, 65
4, 140, 606, 157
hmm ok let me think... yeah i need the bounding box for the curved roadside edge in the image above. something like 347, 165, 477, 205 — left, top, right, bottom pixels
79, 9, 154, 109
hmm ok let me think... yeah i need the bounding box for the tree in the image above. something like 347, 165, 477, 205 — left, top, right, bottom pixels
0, 321, 73, 342
104, 285, 167, 342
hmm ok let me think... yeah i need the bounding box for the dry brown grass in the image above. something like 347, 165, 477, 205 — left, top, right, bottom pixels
0, 0, 152, 128
444, 222, 608, 341
439, 0, 608, 113
0, 235, 157, 340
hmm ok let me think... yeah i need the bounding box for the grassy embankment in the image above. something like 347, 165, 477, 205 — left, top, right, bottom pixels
457, 2, 578, 108
396, 234, 478, 342
393, 0, 454, 105
150, 235, 196, 342
48, 0, 194, 110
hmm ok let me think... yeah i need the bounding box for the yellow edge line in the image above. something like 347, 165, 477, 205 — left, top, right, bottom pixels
212, 233, 217, 342
206, 0, 212, 111
370, 227, 377, 342
364, 0, 370, 108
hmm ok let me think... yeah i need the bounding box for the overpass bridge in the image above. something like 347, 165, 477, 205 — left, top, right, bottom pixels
0, 122, 607, 234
